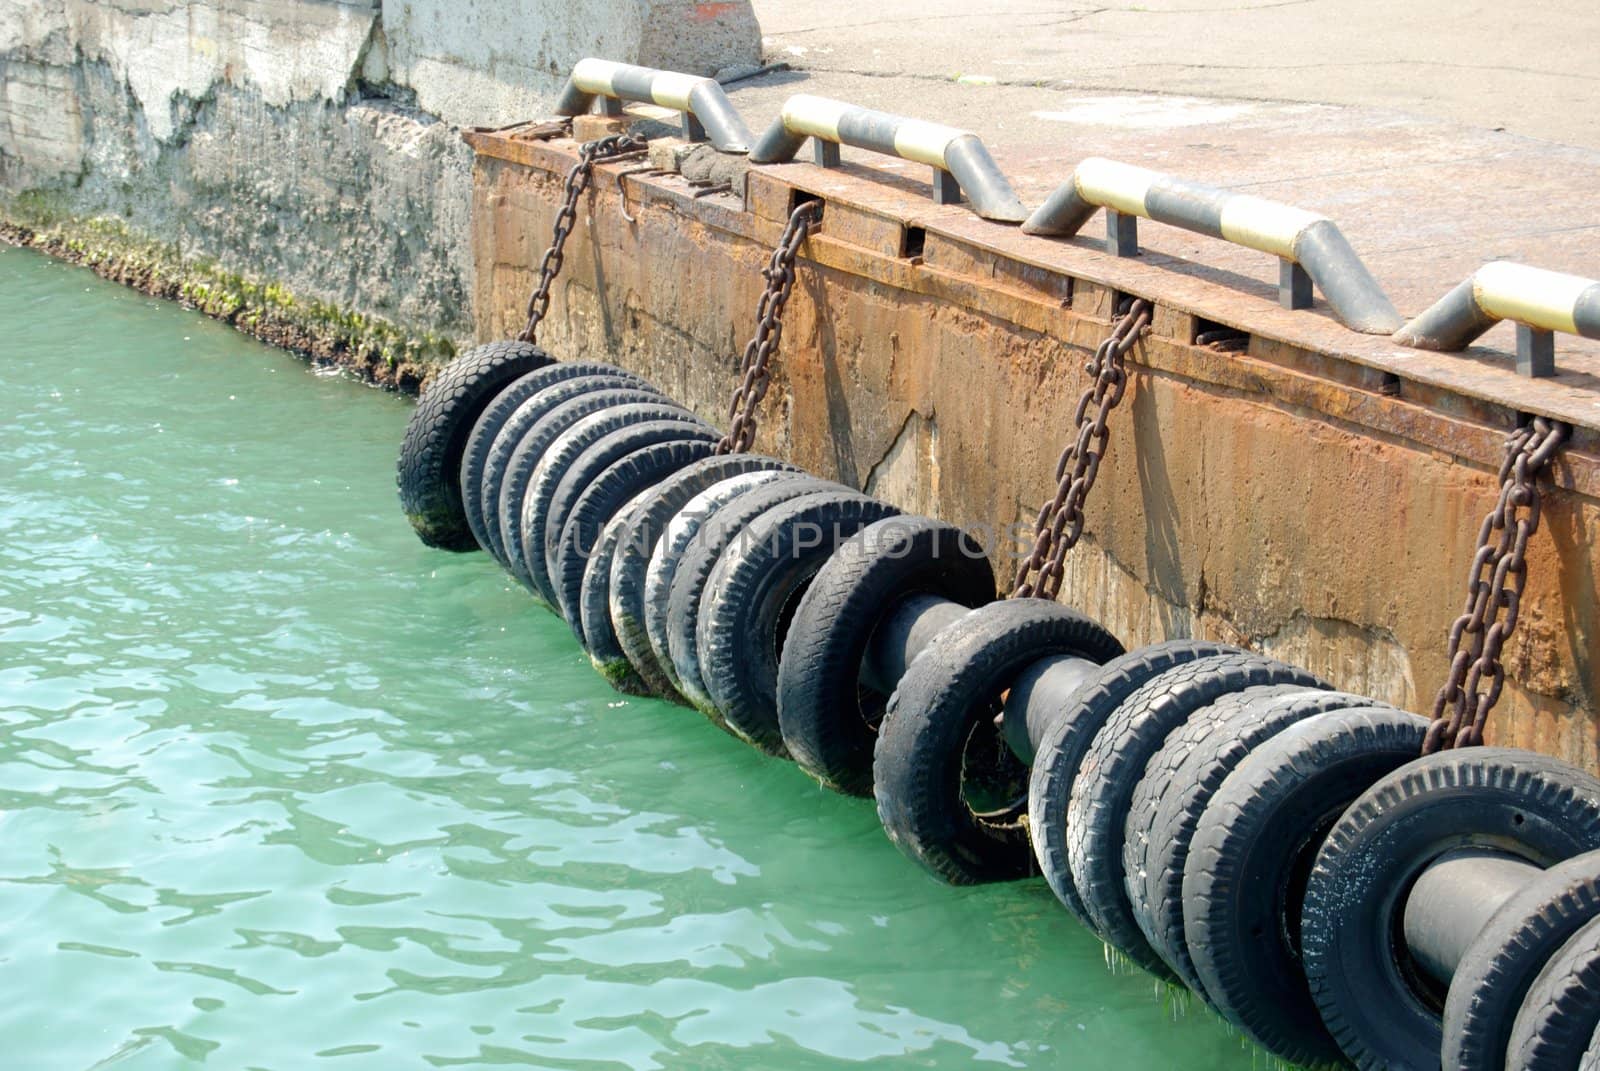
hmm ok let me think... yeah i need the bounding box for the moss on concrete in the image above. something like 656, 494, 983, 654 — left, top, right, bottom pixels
1, 202, 454, 392
591, 654, 649, 696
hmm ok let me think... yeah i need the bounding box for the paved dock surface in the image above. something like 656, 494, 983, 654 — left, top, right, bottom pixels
727, 1, 1600, 365
750, 0, 1600, 149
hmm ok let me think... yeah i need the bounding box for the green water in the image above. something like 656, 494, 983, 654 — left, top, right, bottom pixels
0, 245, 1251, 1070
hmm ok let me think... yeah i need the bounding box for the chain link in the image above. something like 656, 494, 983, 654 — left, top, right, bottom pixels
517, 134, 647, 345
714, 200, 822, 454
1011, 298, 1152, 601
1423, 417, 1568, 753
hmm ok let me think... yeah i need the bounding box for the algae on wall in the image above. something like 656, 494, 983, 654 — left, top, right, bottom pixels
0, 0, 760, 385
2, 206, 453, 390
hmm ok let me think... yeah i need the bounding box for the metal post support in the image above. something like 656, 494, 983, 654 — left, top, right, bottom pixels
933, 169, 963, 206
682, 111, 708, 144
1281, 259, 1314, 310
1517, 323, 1557, 378
1401, 849, 1539, 986
1107, 211, 1139, 258
814, 139, 841, 168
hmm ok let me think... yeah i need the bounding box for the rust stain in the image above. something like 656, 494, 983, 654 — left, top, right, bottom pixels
690, 2, 742, 22
467, 135, 1600, 771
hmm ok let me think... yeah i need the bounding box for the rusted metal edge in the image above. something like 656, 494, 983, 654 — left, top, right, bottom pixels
465, 131, 1600, 488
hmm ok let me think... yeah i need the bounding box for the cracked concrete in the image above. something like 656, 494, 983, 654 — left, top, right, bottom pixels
0, 0, 761, 352
750, 0, 1600, 149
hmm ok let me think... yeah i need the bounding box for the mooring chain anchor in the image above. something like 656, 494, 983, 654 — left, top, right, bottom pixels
1423, 416, 1569, 753
714, 200, 823, 455
1011, 298, 1153, 601
517, 133, 648, 346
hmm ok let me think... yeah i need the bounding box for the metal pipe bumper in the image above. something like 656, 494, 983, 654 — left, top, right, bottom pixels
1395, 262, 1600, 377
1000, 652, 1100, 764
1401, 848, 1539, 987
860, 593, 972, 696
749, 94, 1030, 223
859, 595, 1097, 764
1020, 157, 1402, 334
555, 58, 755, 154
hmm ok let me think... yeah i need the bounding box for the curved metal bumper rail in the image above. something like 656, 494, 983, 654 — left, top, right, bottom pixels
1021, 157, 1402, 335
554, 58, 754, 154
748, 94, 1030, 223
1395, 262, 1600, 378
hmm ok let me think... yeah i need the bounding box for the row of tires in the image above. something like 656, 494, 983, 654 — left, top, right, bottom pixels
397, 340, 1600, 1071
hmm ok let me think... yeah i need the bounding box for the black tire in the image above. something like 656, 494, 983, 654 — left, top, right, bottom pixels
697, 493, 903, 755
558, 437, 717, 637
644, 471, 800, 697
462, 364, 646, 554
666, 478, 847, 722
1444, 849, 1600, 1071
778, 516, 996, 796
1069, 653, 1326, 976
1126, 685, 1379, 994
609, 456, 800, 699
1507, 914, 1600, 1071
873, 600, 1125, 885
510, 403, 702, 602
480, 376, 652, 564
1181, 706, 1429, 1067
494, 388, 665, 585
1303, 748, 1600, 1071
1028, 640, 1239, 925
397, 340, 553, 549
541, 421, 718, 615
581, 485, 662, 694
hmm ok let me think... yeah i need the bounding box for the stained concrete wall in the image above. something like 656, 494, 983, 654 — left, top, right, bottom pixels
0, 0, 760, 348
469, 146, 1600, 772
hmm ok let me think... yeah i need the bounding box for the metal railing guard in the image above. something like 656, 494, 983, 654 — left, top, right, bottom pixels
1021, 157, 1402, 335
749, 94, 1030, 223
1395, 263, 1600, 377
554, 58, 754, 154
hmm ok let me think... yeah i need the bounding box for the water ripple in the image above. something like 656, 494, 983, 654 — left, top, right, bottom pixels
0, 246, 1249, 1070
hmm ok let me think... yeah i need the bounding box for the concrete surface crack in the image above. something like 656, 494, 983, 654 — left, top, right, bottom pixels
1100, 58, 1600, 83
765, 7, 1086, 37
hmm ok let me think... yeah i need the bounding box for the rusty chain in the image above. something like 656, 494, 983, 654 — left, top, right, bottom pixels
714, 200, 823, 454
517, 133, 647, 345
1423, 417, 1568, 753
1011, 298, 1152, 601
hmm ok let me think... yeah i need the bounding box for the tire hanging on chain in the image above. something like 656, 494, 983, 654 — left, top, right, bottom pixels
1011, 298, 1152, 601
395, 129, 648, 549
1424, 416, 1567, 753
714, 200, 822, 455
519, 133, 649, 346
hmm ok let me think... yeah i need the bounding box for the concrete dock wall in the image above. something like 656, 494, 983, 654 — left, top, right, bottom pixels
468, 135, 1600, 771
0, 0, 759, 372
